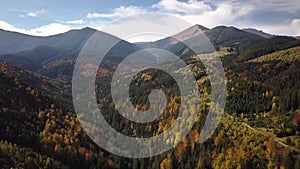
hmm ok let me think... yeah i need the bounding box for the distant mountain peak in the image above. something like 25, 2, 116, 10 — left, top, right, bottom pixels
171, 24, 209, 42
82, 27, 95, 30
212, 26, 243, 32
79, 27, 97, 32
64, 27, 96, 34
213, 25, 229, 29
243, 28, 273, 38
194, 24, 209, 31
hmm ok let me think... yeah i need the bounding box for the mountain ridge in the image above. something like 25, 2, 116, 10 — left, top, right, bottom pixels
2, 24, 300, 81
0, 24, 292, 55
243, 28, 273, 38
0, 27, 97, 55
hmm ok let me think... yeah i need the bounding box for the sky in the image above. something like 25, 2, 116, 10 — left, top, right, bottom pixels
0, 0, 299, 38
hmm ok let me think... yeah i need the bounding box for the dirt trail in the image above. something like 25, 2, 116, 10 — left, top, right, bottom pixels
225, 113, 300, 153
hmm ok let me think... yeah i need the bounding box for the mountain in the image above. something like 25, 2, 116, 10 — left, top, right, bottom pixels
204, 26, 263, 47
136, 25, 265, 59
0, 27, 96, 55
172, 24, 209, 41
1, 25, 300, 82
238, 36, 300, 61
0, 29, 143, 81
2, 25, 298, 81
243, 28, 273, 38
0, 25, 300, 168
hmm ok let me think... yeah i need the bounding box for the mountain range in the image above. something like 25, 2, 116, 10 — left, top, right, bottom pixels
0, 24, 300, 168
1, 25, 299, 81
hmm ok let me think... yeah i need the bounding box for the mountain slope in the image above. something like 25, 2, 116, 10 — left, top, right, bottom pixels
0, 140, 68, 169
0, 29, 44, 54
248, 46, 300, 63
0, 61, 66, 147
0, 61, 118, 168
238, 36, 300, 61
0, 46, 62, 71
0, 61, 71, 110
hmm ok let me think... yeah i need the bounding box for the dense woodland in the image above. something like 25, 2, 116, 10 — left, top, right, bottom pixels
0, 26, 300, 168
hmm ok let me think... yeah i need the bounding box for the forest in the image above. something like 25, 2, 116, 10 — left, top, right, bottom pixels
0, 25, 300, 168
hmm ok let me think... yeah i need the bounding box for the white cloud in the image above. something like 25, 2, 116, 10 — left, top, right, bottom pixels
125, 34, 168, 43
27, 23, 73, 36
291, 19, 300, 28
86, 6, 147, 19
152, 0, 212, 14
150, 0, 298, 36
85, 1, 254, 32
99, 14, 191, 42
18, 9, 45, 18
27, 12, 38, 17
0, 20, 26, 33
151, 0, 254, 28
257, 19, 300, 36
250, 0, 300, 13
0, 20, 74, 36
82, 0, 297, 38
2, 0, 299, 39
291, 19, 300, 36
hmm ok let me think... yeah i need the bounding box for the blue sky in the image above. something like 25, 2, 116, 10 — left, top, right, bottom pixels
0, 0, 299, 37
